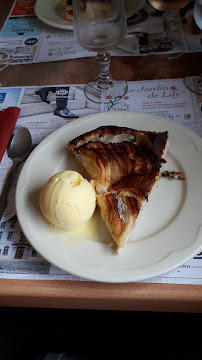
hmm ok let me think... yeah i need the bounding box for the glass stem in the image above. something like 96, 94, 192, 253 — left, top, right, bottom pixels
96, 52, 114, 89
161, 11, 176, 50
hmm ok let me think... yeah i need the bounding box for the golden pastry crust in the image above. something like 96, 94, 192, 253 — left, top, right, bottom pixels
68, 125, 169, 252
161, 170, 186, 180
65, 0, 87, 22
64, 0, 116, 22
65, 0, 73, 21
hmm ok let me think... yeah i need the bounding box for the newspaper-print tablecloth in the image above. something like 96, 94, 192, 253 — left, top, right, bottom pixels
0, 77, 202, 284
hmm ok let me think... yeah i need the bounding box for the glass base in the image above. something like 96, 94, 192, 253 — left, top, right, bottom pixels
146, 35, 184, 60
185, 75, 202, 96
84, 79, 128, 103
0, 50, 12, 71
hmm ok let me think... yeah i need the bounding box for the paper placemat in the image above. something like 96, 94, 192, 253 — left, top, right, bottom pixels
0, 78, 202, 284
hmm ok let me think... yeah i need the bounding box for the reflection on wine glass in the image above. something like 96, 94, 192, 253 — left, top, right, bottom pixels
147, 0, 191, 58
73, 0, 128, 103
0, 49, 12, 72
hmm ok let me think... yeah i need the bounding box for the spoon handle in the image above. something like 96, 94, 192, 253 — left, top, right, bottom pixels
0, 160, 20, 222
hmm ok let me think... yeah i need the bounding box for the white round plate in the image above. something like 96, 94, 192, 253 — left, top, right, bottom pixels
34, 0, 73, 30
16, 111, 202, 283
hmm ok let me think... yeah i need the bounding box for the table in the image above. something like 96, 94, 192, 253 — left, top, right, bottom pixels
0, 0, 202, 313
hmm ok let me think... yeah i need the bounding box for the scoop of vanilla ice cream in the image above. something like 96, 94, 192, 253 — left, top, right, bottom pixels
39, 170, 96, 229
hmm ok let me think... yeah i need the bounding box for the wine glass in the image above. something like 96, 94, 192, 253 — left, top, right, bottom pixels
194, 0, 202, 29
0, 49, 12, 72
185, 0, 202, 95
147, 0, 191, 58
73, 0, 128, 103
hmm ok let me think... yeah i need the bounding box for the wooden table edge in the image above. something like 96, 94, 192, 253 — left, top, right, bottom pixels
0, 279, 201, 312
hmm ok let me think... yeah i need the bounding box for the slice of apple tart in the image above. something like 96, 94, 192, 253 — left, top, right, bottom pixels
68, 125, 169, 252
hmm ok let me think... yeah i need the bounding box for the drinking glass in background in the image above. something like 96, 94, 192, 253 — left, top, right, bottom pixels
0, 49, 12, 71
194, 0, 202, 29
73, 0, 128, 103
147, 0, 191, 57
185, 0, 202, 95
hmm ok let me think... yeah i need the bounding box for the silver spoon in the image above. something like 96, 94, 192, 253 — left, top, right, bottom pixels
0, 127, 32, 221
